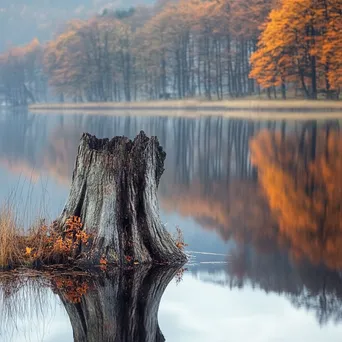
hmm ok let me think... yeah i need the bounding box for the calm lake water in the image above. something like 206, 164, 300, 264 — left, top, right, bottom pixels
0, 108, 342, 341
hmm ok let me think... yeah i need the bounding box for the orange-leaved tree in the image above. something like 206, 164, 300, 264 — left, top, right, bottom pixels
250, 0, 342, 99
0, 38, 45, 104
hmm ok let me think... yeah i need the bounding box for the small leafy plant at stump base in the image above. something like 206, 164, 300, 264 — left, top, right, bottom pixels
0, 213, 93, 269
173, 226, 188, 251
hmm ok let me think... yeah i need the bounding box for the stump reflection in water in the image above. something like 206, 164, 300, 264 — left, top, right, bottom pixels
0, 265, 182, 342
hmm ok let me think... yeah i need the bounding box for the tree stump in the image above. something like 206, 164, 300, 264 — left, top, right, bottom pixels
58, 265, 179, 342
57, 131, 186, 265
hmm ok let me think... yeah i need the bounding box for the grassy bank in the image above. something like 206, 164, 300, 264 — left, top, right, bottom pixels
29, 109, 342, 120
29, 99, 342, 120
29, 99, 342, 111
28, 102, 342, 121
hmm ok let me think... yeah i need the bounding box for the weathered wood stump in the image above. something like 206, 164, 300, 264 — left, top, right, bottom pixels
57, 131, 186, 265
59, 265, 178, 342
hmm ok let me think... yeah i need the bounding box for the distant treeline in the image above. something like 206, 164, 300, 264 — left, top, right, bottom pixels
0, 0, 341, 105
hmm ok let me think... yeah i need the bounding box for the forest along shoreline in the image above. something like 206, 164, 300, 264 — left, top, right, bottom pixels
1, 1, 341, 105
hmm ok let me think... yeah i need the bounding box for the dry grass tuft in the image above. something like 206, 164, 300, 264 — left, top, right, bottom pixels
0, 206, 24, 268
0, 206, 93, 269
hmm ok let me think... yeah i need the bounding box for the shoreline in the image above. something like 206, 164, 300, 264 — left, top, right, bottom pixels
28, 110, 342, 121
29, 99, 342, 112
27, 100, 342, 121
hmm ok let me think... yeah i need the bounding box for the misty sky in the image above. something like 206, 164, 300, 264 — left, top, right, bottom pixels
0, 0, 152, 51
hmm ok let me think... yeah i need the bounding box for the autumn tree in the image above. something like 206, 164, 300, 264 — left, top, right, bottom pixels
250, 0, 342, 99
0, 39, 46, 105
41, 0, 277, 102
44, 18, 134, 102
132, 0, 276, 100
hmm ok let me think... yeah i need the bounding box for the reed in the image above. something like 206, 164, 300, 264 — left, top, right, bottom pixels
0, 204, 92, 269
0, 205, 24, 268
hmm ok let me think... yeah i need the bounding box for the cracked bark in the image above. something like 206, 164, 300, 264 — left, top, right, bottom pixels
57, 131, 186, 265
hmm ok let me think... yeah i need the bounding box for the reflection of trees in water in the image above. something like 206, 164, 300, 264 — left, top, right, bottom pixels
0, 266, 179, 342
290, 266, 342, 326
0, 110, 47, 179
159, 118, 281, 245
43, 127, 80, 184
170, 117, 256, 186
228, 246, 342, 326
0, 111, 266, 187
64, 115, 260, 187
2, 111, 342, 325
226, 120, 342, 325
251, 120, 342, 269
162, 179, 277, 246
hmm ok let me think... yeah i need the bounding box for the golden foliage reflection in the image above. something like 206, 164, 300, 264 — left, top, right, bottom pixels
251, 125, 342, 269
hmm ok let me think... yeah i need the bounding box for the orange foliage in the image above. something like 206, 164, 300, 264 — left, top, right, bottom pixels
24, 216, 92, 266
1, 0, 339, 100
40, 0, 278, 100
0, 215, 92, 269
250, 0, 342, 94
0, 38, 41, 63
43, 17, 131, 98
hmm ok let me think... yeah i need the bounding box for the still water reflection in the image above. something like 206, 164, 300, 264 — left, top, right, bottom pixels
0, 109, 342, 341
